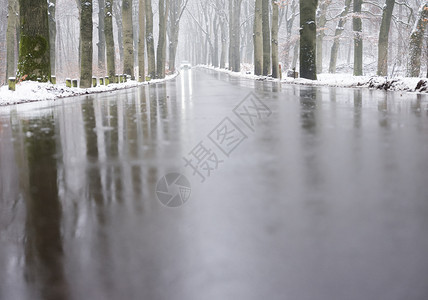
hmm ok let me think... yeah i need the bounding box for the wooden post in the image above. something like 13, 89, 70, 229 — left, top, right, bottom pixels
105, 76, 109, 85
51, 76, 56, 84
66, 78, 72, 88
114, 74, 119, 83
72, 79, 78, 88
99, 77, 104, 86
8, 77, 16, 91
120, 74, 124, 83
92, 77, 97, 87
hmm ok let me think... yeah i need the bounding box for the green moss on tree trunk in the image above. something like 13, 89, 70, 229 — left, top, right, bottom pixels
17, 0, 51, 82
80, 0, 93, 88
122, 0, 134, 79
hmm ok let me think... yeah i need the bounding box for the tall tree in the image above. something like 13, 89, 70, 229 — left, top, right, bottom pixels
48, 0, 56, 76
271, 0, 279, 78
113, 1, 124, 68
168, 0, 189, 73
17, 0, 51, 81
105, 0, 116, 80
229, 0, 233, 69
407, 3, 428, 77
138, 0, 145, 81
377, 0, 395, 76
281, 0, 298, 70
0, 0, 7, 84
213, 12, 220, 67
253, 0, 263, 75
262, 0, 270, 75
145, 0, 155, 79
80, 0, 93, 88
299, 0, 318, 80
98, 0, 106, 73
316, 0, 330, 73
328, 0, 352, 73
229, 0, 243, 72
353, 0, 363, 76
6, 0, 19, 80
156, 0, 168, 78
122, 0, 134, 78
215, 0, 227, 69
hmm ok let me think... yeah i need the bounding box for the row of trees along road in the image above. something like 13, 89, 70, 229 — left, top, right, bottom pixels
5, 0, 189, 87
1, 0, 428, 85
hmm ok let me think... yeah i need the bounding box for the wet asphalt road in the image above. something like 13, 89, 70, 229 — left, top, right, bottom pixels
1, 68, 428, 300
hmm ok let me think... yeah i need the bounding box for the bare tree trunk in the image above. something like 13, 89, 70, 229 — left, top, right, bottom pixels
48, 0, 56, 76
262, 0, 270, 75
98, 0, 106, 73
292, 38, 299, 69
168, 0, 178, 72
407, 3, 428, 77
122, 0, 134, 78
234, 0, 242, 71
353, 0, 363, 75
156, 0, 168, 78
18, 0, 51, 81
271, 0, 279, 78
228, 0, 233, 69
213, 14, 219, 67
229, 0, 242, 72
253, 0, 262, 75
145, 0, 155, 79
316, 0, 329, 73
0, 0, 8, 84
220, 12, 227, 68
377, 0, 395, 76
138, 0, 145, 81
105, 0, 116, 80
397, 3, 403, 67
113, 1, 123, 68
282, 0, 298, 70
328, 0, 351, 73
80, 0, 93, 88
6, 0, 19, 80
168, 0, 189, 73
299, 0, 318, 80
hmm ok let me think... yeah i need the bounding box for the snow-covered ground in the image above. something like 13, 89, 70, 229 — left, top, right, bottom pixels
200, 65, 428, 93
0, 73, 178, 106
2, 66, 427, 107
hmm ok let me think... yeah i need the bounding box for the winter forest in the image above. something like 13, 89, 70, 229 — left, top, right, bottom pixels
0, 0, 427, 88
2, 1, 428, 298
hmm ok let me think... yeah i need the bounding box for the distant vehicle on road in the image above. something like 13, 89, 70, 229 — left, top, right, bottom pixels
180, 61, 192, 70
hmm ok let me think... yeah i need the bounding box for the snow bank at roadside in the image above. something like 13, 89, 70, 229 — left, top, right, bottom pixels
200, 65, 428, 93
0, 73, 178, 106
